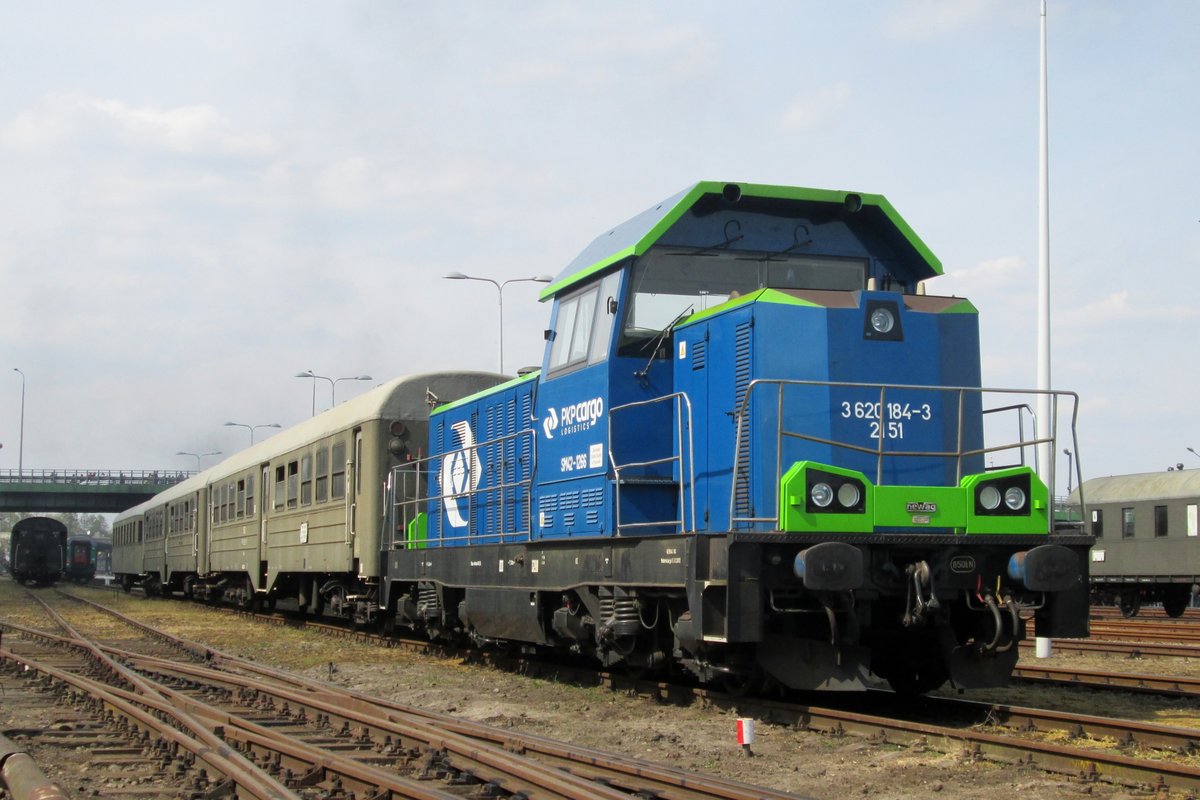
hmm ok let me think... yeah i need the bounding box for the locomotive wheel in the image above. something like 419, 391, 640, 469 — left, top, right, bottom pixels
1162, 587, 1191, 619
885, 665, 947, 696
719, 667, 764, 698
1117, 590, 1141, 618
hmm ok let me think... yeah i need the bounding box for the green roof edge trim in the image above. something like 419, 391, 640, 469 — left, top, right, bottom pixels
939, 298, 978, 314
538, 181, 942, 302
677, 288, 820, 329
431, 369, 540, 416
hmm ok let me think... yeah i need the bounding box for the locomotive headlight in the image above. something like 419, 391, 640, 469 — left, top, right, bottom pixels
837, 482, 862, 509
979, 485, 1002, 511
811, 482, 835, 508
1004, 486, 1027, 511
869, 307, 895, 334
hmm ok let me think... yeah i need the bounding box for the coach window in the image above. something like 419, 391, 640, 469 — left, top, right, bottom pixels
1154, 505, 1168, 537
236, 479, 246, 518
246, 473, 255, 516
301, 454, 313, 506
287, 460, 299, 508
316, 447, 329, 503
332, 442, 347, 500
274, 466, 286, 510
1121, 506, 1135, 538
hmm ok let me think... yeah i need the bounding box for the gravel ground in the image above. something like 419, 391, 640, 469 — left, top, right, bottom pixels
4, 583, 1196, 800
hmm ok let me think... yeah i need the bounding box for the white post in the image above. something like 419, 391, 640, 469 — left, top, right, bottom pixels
1036, 0, 1054, 658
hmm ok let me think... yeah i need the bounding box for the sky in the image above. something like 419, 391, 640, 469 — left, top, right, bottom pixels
1, 1, 1197, 495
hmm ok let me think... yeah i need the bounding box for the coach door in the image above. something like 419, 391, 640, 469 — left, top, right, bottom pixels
350, 430, 363, 547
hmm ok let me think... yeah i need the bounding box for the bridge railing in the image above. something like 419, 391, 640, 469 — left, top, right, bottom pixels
0, 469, 194, 486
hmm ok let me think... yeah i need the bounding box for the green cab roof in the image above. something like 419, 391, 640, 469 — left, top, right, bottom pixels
539, 181, 941, 301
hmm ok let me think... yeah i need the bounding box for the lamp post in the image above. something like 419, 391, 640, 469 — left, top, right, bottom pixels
11, 368, 24, 476
176, 450, 221, 470
294, 371, 372, 414
332, 375, 372, 405
1062, 448, 1073, 495
1188, 447, 1200, 462
224, 421, 281, 446
442, 273, 553, 373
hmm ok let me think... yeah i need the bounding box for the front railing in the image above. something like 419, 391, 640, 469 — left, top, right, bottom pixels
729, 379, 1082, 531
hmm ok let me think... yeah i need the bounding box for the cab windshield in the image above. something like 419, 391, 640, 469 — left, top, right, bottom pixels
619, 247, 866, 353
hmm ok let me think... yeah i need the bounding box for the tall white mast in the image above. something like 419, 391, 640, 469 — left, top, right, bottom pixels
1035, 0, 1055, 660
1036, 0, 1053, 492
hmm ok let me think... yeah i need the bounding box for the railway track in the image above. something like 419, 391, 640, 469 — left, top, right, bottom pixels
38, 590, 1200, 794
1, 588, 811, 800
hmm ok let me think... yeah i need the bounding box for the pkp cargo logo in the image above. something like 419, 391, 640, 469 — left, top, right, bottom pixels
440, 420, 481, 528
542, 407, 559, 440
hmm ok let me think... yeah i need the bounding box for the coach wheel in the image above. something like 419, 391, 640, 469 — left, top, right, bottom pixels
1117, 590, 1140, 618
1162, 587, 1190, 619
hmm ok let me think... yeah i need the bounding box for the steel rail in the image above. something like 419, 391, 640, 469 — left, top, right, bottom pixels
15, 593, 298, 800
36, 594, 707, 800
60, 590, 1200, 793
1, 645, 297, 800
2, 630, 463, 800
61, 592, 812, 800
1018, 638, 1200, 658
1015, 663, 1200, 698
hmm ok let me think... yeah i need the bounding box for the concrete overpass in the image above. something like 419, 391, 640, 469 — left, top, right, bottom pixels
0, 469, 192, 513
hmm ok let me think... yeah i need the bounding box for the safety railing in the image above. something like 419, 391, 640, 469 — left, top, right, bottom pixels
0, 469, 193, 485
386, 428, 536, 549
729, 379, 1082, 532
608, 392, 697, 535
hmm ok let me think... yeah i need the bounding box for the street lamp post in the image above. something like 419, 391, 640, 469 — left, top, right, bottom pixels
332, 375, 372, 405
1062, 448, 1073, 495
443, 273, 553, 373
176, 450, 222, 470
1188, 447, 1200, 462
12, 368, 24, 476
294, 371, 372, 414
224, 421, 282, 446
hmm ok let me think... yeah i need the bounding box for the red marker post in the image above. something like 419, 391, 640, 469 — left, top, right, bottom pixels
736, 718, 755, 756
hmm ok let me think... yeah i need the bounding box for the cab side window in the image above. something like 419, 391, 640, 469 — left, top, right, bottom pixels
547, 271, 619, 376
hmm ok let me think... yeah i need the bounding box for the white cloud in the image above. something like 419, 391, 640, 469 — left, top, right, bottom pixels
780, 82, 851, 130
935, 255, 1026, 296
881, 0, 1004, 40
1058, 291, 1196, 329
2, 93, 276, 158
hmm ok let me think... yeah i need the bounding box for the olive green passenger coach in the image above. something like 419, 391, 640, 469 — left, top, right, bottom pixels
113, 372, 505, 611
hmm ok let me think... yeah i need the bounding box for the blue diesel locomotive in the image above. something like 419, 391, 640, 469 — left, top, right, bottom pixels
381, 182, 1090, 693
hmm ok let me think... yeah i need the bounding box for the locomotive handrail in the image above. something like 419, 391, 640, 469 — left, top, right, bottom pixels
386, 428, 536, 548
608, 392, 696, 535
730, 378, 1083, 532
